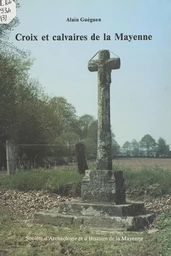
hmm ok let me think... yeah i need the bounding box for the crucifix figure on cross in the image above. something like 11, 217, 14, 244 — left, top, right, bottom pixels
88, 50, 120, 170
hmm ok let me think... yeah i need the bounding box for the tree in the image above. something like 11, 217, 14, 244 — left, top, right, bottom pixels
48, 96, 77, 137
140, 134, 156, 156
112, 139, 120, 157
0, 50, 48, 168
131, 139, 140, 156
0, 50, 33, 142
0, 3, 41, 168
0, 1, 26, 56
84, 120, 98, 159
0, 15, 19, 45
156, 137, 170, 157
0, 6, 83, 168
77, 114, 95, 140
31, 96, 80, 165
61, 132, 80, 161
122, 141, 131, 156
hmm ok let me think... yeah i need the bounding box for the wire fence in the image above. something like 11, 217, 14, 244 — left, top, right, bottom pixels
3, 140, 171, 173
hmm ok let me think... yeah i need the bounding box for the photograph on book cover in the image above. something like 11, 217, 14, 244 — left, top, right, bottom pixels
0, 0, 171, 255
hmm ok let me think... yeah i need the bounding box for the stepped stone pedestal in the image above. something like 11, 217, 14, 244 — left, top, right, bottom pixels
34, 170, 155, 231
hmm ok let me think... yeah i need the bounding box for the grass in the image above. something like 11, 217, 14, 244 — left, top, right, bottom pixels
120, 166, 171, 198
150, 209, 171, 255
0, 167, 83, 195
0, 161, 171, 255
0, 163, 171, 198
0, 209, 170, 256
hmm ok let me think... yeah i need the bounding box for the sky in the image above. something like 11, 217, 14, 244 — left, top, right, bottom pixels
8, 0, 171, 147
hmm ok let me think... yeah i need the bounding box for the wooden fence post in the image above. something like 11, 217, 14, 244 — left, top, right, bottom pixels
6, 140, 16, 175
75, 142, 88, 174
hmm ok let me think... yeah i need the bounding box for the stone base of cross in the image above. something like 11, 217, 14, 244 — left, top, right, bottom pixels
81, 169, 126, 204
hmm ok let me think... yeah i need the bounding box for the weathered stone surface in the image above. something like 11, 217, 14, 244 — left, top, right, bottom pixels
115, 171, 126, 204
58, 200, 144, 217
88, 50, 120, 170
34, 169, 154, 230
81, 170, 125, 204
34, 210, 83, 227
34, 208, 155, 231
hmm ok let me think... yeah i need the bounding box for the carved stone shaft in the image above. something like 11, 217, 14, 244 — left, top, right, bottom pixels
88, 50, 120, 170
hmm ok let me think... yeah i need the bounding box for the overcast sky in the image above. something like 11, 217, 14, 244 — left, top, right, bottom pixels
9, 0, 171, 147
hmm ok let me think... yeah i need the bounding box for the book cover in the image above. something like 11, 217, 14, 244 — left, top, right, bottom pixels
0, 0, 171, 255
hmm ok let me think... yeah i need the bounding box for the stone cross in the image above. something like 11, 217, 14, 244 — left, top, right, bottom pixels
88, 50, 120, 170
